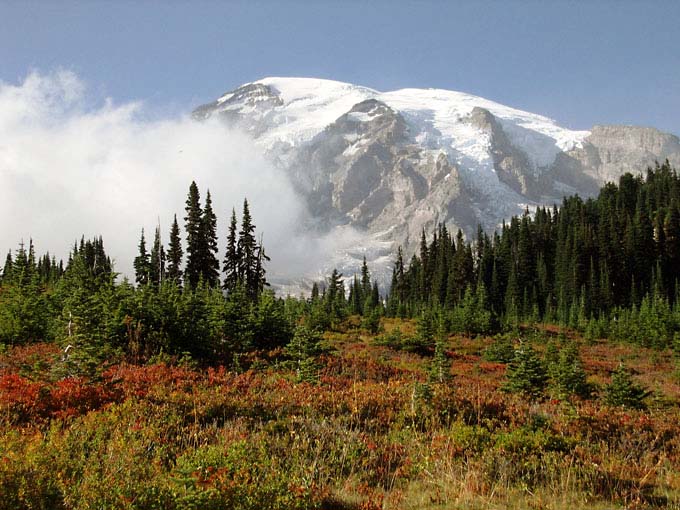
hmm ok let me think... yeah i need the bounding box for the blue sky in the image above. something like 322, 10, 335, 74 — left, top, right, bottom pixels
1, 0, 679, 133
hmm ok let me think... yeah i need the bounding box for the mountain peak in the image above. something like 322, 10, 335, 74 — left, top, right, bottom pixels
193, 78, 680, 287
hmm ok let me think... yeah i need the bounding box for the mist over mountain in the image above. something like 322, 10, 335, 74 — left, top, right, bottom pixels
193, 77, 680, 288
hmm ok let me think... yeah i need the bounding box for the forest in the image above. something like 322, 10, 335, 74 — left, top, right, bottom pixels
1, 163, 680, 509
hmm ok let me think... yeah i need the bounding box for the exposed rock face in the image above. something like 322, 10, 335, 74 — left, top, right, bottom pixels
193, 77, 680, 283
553, 126, 680, 195
466, 106, 538, 197
287, 98, 469, 248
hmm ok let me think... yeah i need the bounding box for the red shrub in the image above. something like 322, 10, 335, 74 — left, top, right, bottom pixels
0, 373, 45, 421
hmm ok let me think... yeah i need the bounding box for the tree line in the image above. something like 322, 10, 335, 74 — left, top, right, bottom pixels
0, 182, 293, 370
2, 163, 680, 368
385, 161, 680, 348
132, 181, 267, 300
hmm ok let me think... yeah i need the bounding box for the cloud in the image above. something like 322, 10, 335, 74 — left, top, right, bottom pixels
0, 70, 316, 282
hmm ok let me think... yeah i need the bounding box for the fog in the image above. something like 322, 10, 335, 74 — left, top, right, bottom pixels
0, 70, 363, 286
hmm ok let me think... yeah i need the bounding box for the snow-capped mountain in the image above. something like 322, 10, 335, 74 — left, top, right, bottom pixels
194, 77, 680, 288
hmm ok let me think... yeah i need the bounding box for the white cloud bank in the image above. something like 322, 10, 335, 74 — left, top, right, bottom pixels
0, 70, 338, 284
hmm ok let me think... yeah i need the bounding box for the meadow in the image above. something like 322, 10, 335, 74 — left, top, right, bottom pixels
1, 318, 679, 510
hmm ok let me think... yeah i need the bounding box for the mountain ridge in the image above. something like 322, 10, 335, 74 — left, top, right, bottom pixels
193, 77, 680, 287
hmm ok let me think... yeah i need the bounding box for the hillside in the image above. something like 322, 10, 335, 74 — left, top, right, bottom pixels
194, 78, 680, 285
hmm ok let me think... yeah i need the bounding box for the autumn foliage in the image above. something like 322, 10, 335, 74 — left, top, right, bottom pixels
1, 322, 680, 509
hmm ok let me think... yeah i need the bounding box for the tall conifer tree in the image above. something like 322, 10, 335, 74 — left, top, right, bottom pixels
238, 199, 257, 298
167, 214, 183, 284
184, 181, 203, 288
149, 224, 166, 286
200, 190, 220, 287
223, 208, 239, 291
134, 229, 150, 286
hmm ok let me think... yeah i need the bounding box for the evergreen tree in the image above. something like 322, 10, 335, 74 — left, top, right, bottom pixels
360, 256, 371, 297
2, 251, 12, 283
429, 316, 452, 384
285, 324, 322, 383
149, 224, 166, 286
184, 181, 203, 288
483, 335, 515, 363
407, 308, 436, 354
371, 281, 380, 309
503, 343, 548, 398
133, 229, 150, 286
253, 239, 270, 300
237, 199, 261, 300
223, 208, 239, 292
549, 343, 591, 399
324, 269, 346, 325
349, 274, 362, 315
604, 364, 649, 409
166, 214, 183, 284
200, 190, 220, 287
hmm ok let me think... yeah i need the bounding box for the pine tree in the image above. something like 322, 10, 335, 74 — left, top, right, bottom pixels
200, 190, 220, 287
429, 316, 452, 384
133, 229, 150, 286
411, 308, 436, 353
325, 269, 346, 324
371, 281, 380, 309
223, 208, 239, 292
503, 343, 548, 398
604, 364, 649, 409
349, 274, 362, 314
149, 224, 166, 286
184, 181, 203, 288
1, 251, 12, 283
285, 325, 322, 383
253, 239, 269, 300
550, 343, 590, 399
238, 199, 258, 299
166, 214, 183, 284
390, 247, 406, 317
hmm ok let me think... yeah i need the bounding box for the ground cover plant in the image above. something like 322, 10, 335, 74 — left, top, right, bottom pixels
1, 320, 680, 510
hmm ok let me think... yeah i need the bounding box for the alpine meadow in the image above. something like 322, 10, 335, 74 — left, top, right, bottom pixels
2, 2, 680, 509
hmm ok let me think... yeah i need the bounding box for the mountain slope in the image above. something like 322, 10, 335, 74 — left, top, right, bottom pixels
194, 77, 680, 285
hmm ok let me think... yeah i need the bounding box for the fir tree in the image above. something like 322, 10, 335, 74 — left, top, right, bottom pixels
2, 251, 12, 283
184, 181, 203, 288
253, 239, 270, 300
483, 335, 515, 363
149, 224, 166, 286
285, 325, 322, 383
166, 214, 183, 284
360, 256, 371, 297
238, 199, 259, 299
407, 308, 435, 354
429, 316, 452, 384
200, 190, 220, 287
550, 343, 591, 399
324, 269, 346, 325
503, 343, 548, 398
371, 281, 380, 309
133, 229, 150, 286
604, 364, 649, 409
349, 274, 362, 315
223, 208, 239, 292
